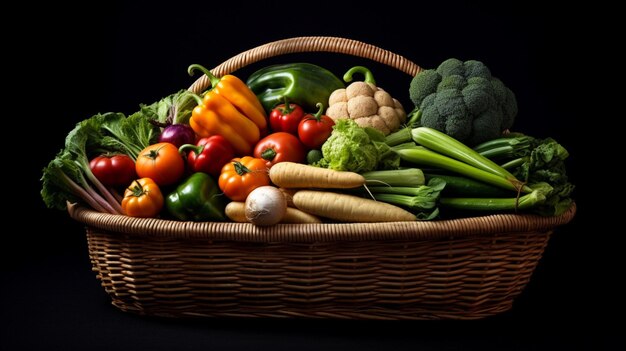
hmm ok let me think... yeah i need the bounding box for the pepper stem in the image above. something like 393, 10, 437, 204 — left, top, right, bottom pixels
233, 161, 252, 176
188, 64, 221, 89
179, 144, 203, 156
343, 66, 376, 85
260, 147, 277, 161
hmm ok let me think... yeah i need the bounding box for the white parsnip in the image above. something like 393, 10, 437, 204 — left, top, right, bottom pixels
279, 188, 297, 207
292, 190, 417, 222
281, 207, 322, 223
225, 202, 248, 222
269, 162, 365, 189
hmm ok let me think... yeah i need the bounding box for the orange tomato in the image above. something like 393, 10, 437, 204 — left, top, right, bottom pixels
136, 142, 184, 186
122, 178, 164, 217
218, 156, 270, 201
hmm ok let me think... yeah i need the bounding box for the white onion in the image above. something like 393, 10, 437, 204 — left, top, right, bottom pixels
245, 186, 287, 226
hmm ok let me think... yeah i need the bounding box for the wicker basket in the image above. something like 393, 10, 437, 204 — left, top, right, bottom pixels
68, 36, 576, 320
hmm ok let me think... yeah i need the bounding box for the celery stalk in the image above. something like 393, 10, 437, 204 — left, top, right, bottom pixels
411, 127, 517, 180
362, 168, 425, 187
385, 127, 412, 146
439, 190, 545, 211
396, 147, 530, 193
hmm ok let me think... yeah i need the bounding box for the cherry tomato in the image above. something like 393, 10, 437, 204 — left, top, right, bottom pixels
253, 132, 306, 168
122, 178, 164, 217
136, 142, 185, 186
269, 98, 305, 135
298, 103, 335, 149
89, 154, 136, 187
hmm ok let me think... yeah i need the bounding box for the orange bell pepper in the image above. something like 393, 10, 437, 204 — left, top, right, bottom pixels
188, 64, 267, 155
218, 156, 270, 201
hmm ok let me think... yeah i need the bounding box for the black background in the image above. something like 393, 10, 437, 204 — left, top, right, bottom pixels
4, 1, 618, 350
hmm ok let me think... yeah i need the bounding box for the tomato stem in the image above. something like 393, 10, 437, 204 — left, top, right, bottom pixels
233, 161, 252, 176
129, 182, 146, 197
280, 96, 293, 114
144, 145, 165, 161
260, 148, 277, 161
312, 103, 324, 121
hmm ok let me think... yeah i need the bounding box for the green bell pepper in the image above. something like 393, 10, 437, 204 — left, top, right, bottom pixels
166, 172, 226, 221
246, 63, 344, 113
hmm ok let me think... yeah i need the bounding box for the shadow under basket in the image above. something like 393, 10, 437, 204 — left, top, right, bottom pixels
68, 36, 577, 320
69, 201, 576, 320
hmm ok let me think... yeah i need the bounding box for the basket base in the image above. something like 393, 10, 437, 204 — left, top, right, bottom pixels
86, 227, 552, 320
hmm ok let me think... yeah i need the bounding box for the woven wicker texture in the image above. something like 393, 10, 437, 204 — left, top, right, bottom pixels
69, 36, 576, 320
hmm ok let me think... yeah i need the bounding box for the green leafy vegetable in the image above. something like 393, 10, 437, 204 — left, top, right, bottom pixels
41, 106, 163, 211
317, 119, 399, 172
140, 89, 198, 125
474, 135, 575, 216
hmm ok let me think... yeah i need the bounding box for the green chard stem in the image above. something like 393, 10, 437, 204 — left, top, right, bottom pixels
501, 157, 526, 170
478, 146, 516, 160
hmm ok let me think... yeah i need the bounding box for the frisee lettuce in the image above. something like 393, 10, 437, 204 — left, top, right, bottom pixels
317, 119, 399, 172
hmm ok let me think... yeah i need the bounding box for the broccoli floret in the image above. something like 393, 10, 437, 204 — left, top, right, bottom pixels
421, 89, 471, 142
409, 69, 441, 106
436, 58, 464, 76
463, 60, 491, 79
437, 75, 466, 91
408, 58, 518, 146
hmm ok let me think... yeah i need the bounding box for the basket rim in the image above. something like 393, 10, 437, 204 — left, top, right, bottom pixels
67, 202, 576, 243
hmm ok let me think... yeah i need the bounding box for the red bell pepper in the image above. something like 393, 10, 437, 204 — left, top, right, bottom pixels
179, 135, 235, 177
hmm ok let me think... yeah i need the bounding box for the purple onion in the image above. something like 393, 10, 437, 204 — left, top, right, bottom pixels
159, 124, 196, 148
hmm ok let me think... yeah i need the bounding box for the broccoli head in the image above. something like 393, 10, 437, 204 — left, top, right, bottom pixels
409, 58, 518, 146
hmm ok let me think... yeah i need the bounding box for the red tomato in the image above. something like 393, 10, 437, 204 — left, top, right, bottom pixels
297, 103, 335, 149
89, 154, 136, 187
253, 132, 306, 168
269, 100, 305, 135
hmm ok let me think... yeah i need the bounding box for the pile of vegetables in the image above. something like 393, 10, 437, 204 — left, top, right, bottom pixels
41, 59, 574, 226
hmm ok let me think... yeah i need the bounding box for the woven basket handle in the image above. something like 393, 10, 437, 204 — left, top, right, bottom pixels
188, 36, 422, 94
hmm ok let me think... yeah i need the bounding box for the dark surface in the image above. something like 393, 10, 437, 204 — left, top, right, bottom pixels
5, 1, 618, 350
